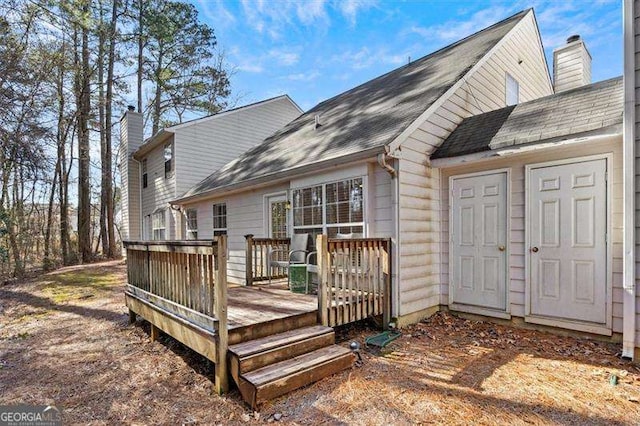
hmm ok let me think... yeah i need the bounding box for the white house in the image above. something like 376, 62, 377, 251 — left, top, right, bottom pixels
118, 95, 302, 244
121, 8, 640, 361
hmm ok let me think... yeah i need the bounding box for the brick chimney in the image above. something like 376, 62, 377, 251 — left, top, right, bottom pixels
119, 106, 144, 246
553, 35, 592, 93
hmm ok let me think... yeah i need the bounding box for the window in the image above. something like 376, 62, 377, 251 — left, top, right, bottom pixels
292, 177, 364, 238
142, 159, 148, 188
152, 210, 166, 240
185, 209, 198, 240
164, 143, 173, 178
506, 73, 519, 106
212, 203, 227, 236
143, 215, 151, 240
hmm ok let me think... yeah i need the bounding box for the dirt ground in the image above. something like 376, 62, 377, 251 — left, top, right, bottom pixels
1, 260, 639, 425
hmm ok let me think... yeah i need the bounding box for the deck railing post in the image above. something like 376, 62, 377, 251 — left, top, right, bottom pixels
245, 234, 254, 286
383, 238, 392, 330
316, 234, 329, 326
214, 235, 229, 394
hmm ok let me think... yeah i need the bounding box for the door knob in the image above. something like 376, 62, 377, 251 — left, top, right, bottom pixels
531, 247, 539, 253
498, 245, 505, 252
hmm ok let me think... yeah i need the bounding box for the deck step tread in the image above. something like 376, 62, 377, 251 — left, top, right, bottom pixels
229, 325, 333, 358
242, 345, 353, 387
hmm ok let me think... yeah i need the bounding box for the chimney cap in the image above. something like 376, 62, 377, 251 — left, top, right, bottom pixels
566, 35, 581, 44
127, 105, 135, 112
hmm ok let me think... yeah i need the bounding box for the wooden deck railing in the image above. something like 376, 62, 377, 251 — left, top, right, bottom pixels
244, 235, 290, 285
316, 235, 391, 329
124, 237, 228, 393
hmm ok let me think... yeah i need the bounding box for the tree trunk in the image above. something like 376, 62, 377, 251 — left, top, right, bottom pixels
98, 0, 108, 257
105, 0, 118, 258
152, 49, 163, 135
43, 162, 59, 271
137, 0, 143, 114
77, 2, 92, 263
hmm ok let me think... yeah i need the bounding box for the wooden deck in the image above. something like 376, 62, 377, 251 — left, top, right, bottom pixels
124, 237, 390, 407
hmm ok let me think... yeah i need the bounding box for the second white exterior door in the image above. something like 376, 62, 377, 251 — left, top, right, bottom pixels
451, 172, 508, 311
529, 158, 607, 324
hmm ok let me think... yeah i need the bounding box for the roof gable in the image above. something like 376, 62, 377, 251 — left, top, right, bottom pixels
178, 9, 530, 201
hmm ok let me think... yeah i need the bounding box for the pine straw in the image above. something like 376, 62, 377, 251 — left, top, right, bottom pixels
1, 261, 639, 425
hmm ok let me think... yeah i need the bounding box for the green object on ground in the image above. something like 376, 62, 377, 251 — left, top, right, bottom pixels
289, 264, 308, 293
365, 330, 402, 348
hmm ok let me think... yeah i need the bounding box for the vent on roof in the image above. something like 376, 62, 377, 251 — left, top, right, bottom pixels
314, 114, 322, 129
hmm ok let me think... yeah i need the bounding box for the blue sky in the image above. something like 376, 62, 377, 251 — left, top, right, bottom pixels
191, 0, 622, 112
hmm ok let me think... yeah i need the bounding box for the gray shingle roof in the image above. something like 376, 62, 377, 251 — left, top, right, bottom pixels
432, 76, 623, 159
177, 10, 530, 201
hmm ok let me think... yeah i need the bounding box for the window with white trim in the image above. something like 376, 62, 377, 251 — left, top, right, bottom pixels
506, 73, 519, 106
164, 143, 173, 178
143, 215, 151, 240
152, 210, 166, 240
292, 177, 364, 238
212, 203, 227, 236
142, 158, 148, 188
185, 208, 198, 240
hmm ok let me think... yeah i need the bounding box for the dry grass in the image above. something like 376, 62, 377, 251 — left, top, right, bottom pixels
0, 260, 639, 425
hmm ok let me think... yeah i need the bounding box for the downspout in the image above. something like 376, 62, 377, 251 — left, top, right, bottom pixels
378, 147, 400, 322
377, 147, 397, 177
623, 0, 636, 360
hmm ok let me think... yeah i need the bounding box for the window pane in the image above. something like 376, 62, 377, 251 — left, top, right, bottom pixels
326, 183, 337, 203
326, 204, 337, 224
294, 207, 303, 226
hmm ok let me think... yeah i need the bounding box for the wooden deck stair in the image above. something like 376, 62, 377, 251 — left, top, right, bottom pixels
228, 325, 355, 408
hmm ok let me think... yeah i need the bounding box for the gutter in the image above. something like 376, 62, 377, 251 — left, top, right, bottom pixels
622, 0, 636, 360
430, 131, 623, 168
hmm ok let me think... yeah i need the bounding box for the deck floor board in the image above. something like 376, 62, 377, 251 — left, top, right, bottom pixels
227, 285, 317, 330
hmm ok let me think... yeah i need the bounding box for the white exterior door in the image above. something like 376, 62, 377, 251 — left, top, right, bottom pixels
451, 172, 508, 310
529, 159, 607, 324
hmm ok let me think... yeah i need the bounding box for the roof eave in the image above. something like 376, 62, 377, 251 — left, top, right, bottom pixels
132, 129, 174, 160
172, 146, 386, 205
431, 124, 622, 168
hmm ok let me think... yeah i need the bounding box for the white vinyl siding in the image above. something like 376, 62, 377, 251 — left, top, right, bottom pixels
140, 136, 178, 240
395, 11, 553, 318
174, 97, 302, 196
439, 137, 623, 331
118, 112, 144, 242
553, 41, 591, 93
